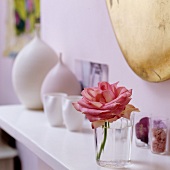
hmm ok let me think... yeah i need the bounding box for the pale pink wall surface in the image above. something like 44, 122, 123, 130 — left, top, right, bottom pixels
0, 1, 39, 170
0, 0, 19, 105
41, 0, 170, 116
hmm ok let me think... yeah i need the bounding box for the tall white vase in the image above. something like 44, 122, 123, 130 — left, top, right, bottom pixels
12, 25, 58, 110
41, 54, 81, 100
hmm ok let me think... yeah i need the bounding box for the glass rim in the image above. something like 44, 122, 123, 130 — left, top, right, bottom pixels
43, 92, 68, 97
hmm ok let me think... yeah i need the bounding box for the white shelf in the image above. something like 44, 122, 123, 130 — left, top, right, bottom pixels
0, 105, 169, 170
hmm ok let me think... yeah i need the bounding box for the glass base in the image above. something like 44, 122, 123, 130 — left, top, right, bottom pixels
97, 160, 131, 169
135, 139, 149, 148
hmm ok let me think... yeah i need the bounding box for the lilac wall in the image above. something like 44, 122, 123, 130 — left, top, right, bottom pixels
0, 0, 19, 105
0, 1, 38, 170
41, 0, 170, 116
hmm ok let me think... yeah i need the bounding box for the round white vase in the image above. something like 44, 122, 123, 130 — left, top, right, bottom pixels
12, 26, 58, 110
41, 54, 81, 99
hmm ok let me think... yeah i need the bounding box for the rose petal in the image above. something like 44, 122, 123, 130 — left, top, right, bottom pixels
91, 116, 120, 128
77, 98, 95, 109
101, 102, 120, 110
102, 90, 114, 102
113, 96, 131, 106
121, 104, 140, 119
86, 113, 115, 122
78, 105, 111, 115
78, 98, 102, 109
72, 102, 81, 111
92, 121, 105, 129
98, 82, 112, 91
81, 89, 93, 101
108, 116, 120, 122
90, 101, 103, 108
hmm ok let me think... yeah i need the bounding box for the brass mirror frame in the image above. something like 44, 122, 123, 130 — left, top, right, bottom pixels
106, 0, 170, 82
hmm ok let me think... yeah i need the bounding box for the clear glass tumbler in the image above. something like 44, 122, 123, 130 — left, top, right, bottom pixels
150, 117, 169, 155
94, 116, 134, 169
134, 112, 150, 148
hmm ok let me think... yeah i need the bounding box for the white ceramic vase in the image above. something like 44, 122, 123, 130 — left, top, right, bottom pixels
12, 25, 58, 110
41, 54, 81, 99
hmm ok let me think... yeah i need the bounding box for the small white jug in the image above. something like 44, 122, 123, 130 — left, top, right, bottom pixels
43, 93, 67, 127
63, 95, 84, 131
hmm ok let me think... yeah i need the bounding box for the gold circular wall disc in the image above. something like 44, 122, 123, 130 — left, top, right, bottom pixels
106, 0, 170, 82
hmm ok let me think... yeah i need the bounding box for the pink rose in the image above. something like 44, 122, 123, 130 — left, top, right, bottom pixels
73, 81, 139, 128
